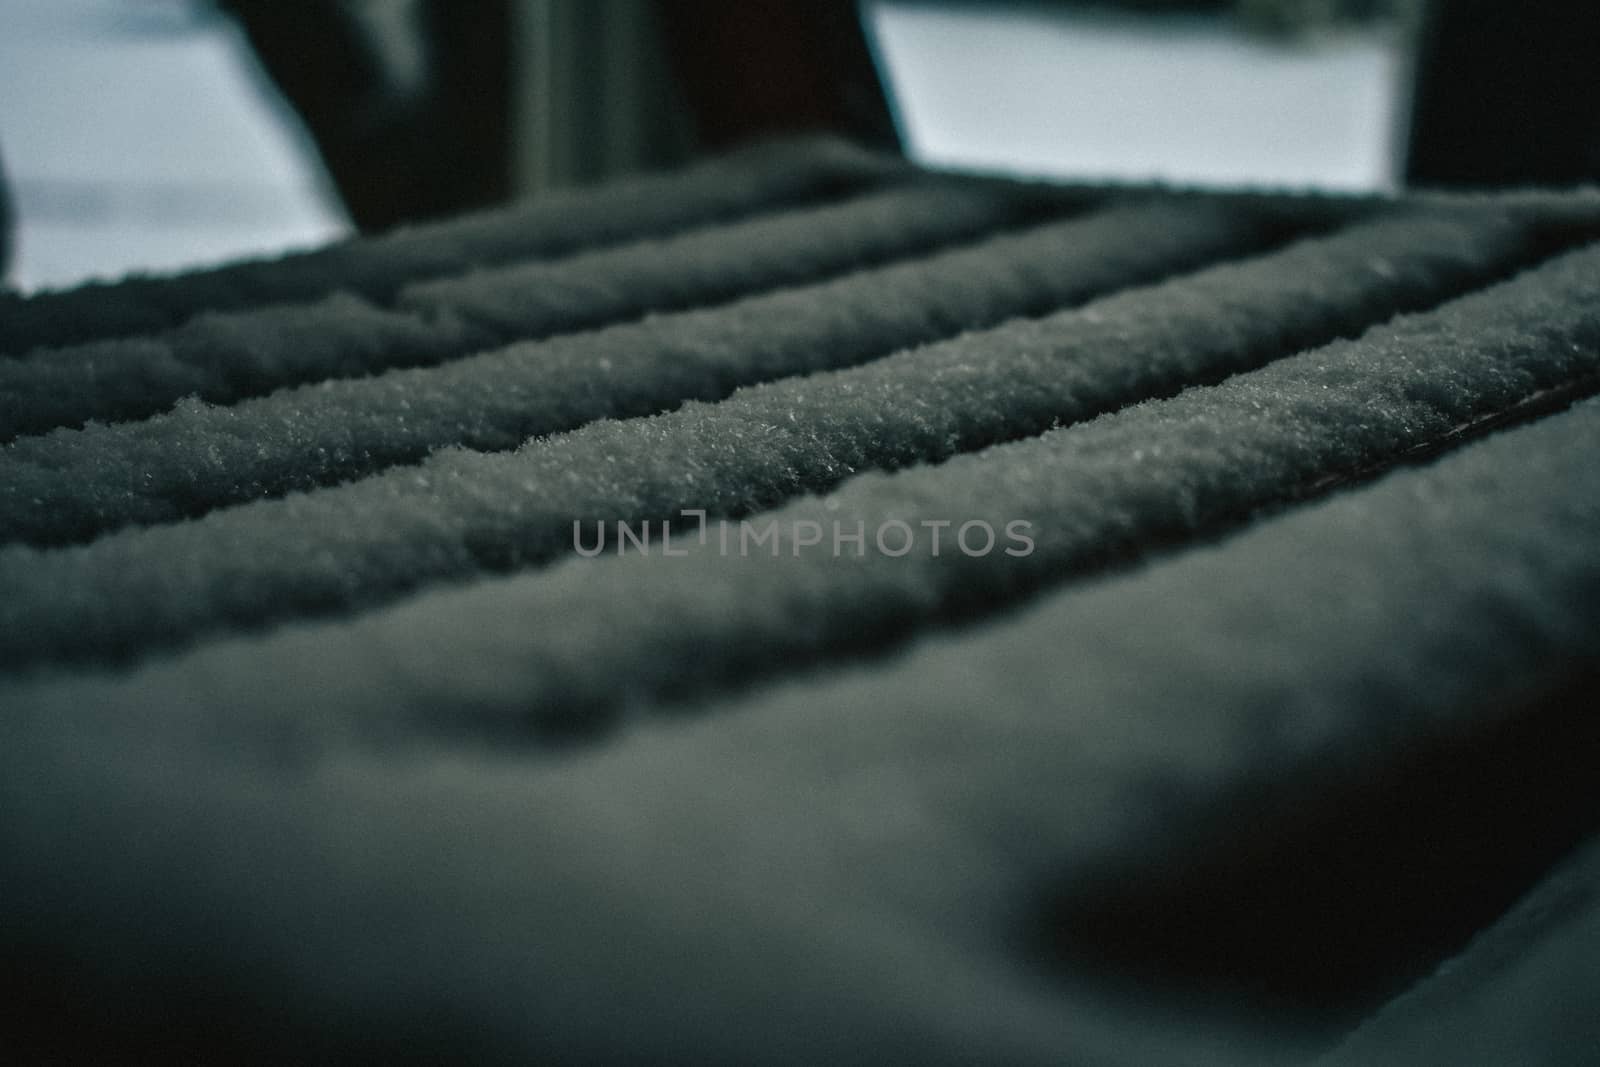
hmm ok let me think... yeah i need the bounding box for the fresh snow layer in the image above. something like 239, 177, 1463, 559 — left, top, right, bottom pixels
0, 197, 1290, 545
4, 146, 1599, 1062
0, 178, 1047, 439
2, 238, 1595, 676
0, 135, 902, 355
5, 374, 1598, 1065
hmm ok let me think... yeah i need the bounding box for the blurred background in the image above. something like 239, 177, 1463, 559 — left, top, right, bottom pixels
1, 0, 1595, 292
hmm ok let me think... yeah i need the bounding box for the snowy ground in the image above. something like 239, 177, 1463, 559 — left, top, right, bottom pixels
866, 0, 1408, 192
0, 0, 349, 292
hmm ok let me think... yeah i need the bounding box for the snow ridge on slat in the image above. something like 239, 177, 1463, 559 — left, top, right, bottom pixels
0, 180, 1049, 441
0, 136, 902, 356
2, 219, 1592, 677
0, 198, 1285, 547
3, 146, 1600, 1065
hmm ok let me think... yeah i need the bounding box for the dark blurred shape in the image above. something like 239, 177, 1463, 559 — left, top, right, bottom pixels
1407, 0, 1600, 187
1036, 664, 1600, 1036
223, 0, 514, 231
221, 1, 896, 231
655, 0, 897, 152
511, 2, 695, 192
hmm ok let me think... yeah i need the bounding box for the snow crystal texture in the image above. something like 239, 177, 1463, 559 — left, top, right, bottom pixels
3, 137, 1599, 1064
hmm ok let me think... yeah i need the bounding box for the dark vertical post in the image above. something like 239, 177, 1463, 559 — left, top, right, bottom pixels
654, 0, 900, 152
1406, 0, 1600, 187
